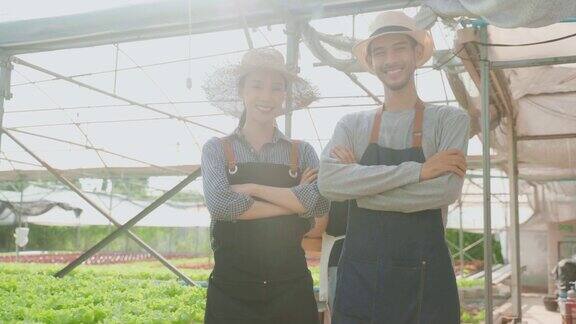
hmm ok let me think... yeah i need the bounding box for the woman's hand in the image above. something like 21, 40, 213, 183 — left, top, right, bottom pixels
230, 183, 260, 196
331, 146, 356, 164
300, 167, 318, 185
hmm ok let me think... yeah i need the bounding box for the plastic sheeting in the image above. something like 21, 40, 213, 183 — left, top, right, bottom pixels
301, 23, 363, 73
453, 25, 576, 222
0, 199, 82, 225
423, 0, 576, 28
0, 186, 210, 227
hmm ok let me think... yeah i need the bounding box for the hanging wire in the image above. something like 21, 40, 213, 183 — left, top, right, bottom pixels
257, 27, 273, 47
6, 95, 460, 114
525, 97, 576, 121
8, 98, 458, 130
114, 45, 202, 151
439, 70, 452, 105
5, 127, 188, 175
13, 69, 111, 172
11, 43, 286, 88
304, 107, 323, 150
419, 29, 576, 77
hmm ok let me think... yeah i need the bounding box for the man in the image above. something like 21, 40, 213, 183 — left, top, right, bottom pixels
318, 11, 469, 324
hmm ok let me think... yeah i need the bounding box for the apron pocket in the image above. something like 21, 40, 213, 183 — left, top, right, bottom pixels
378, 260, 427, 324
206, 276, 265, 320
335, 259, 377, 320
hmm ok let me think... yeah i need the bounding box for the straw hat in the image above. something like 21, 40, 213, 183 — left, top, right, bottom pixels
353, 11, 435, 74
203, 48, 318, 118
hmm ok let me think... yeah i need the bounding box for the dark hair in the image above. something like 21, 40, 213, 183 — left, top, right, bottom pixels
237, 76, 248, 129
238, 108, 247, 128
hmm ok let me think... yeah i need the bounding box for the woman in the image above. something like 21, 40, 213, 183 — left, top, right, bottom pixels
201, 48, 330, 324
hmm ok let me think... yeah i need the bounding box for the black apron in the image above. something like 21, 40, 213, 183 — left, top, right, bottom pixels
205, 137, 319, 324
333, 102, 460, 324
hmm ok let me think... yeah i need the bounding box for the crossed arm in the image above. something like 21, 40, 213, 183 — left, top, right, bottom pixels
318, 111, 470, 213
202, 138, 329, 221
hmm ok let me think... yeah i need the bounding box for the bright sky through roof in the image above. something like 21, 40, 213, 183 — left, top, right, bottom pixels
0, 0, 158, 22
0, 1, 482, 189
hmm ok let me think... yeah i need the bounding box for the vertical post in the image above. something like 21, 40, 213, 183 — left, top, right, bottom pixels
507, 109, 522, 320
15, 183, 23, 260
285, 19, 300, 138
459, 199, 465, 278
0, 54, 12, 151
479, 24, 494, 324
0, 55, 14, 258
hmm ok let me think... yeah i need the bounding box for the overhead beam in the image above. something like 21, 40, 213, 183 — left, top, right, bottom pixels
490, 55, 576, 70
0, 0, 421, 55
0, 164, 198, 181
517, 133, 576, 141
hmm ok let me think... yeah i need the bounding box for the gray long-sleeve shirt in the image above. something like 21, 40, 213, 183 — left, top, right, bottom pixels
318, 104, 470, 220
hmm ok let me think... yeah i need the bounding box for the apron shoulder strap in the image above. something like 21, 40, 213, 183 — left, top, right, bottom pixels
218, 137, 238, 174
370, 100, 426, 147
412, 100, 425, 148
289, 140, 301, 178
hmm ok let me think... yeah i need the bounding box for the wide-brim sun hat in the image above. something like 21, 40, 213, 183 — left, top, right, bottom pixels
352, 11, 435, 74
202, 47, 319, 118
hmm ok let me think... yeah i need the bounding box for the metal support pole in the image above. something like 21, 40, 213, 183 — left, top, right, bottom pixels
54, 169, 200, 279
0, 54, 14, 257
479, 24, 494, 324
15, 183, 23, 260
2, 128, 197, 285
0, 54, 12, 156
285, 19, 300, 138
507, 110, 522, 320
236, 0, 254, 49
459, 199, 465, 278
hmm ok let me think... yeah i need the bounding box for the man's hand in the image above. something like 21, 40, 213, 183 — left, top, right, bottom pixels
300, 167, 318, 185
420, 149, 467, 181
331, 146, 356, 164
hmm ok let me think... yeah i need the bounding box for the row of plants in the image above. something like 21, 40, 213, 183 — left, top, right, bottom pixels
1, 259, 484, 323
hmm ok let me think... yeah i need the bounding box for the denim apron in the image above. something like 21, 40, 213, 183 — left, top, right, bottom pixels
332, 102, 460, 324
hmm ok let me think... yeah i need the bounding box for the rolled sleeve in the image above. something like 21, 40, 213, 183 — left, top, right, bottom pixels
201, 138, 255, 221
293, 142, 331, 218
